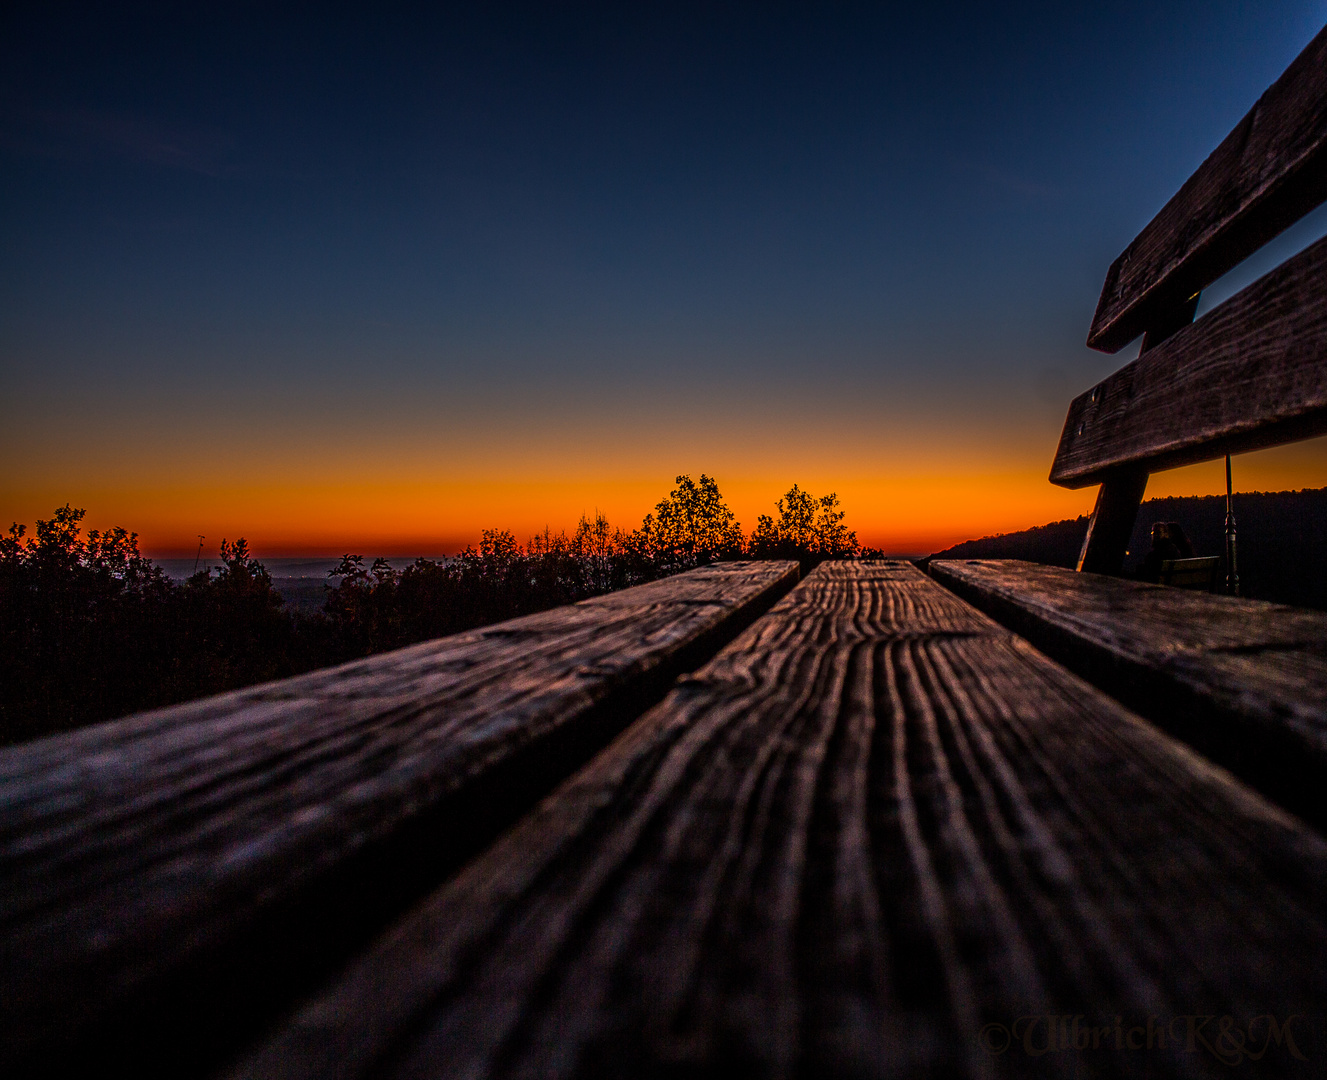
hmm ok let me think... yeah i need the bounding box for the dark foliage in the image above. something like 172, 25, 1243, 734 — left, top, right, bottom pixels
1122, 489, 1327, 610
926, 515, 1090, 569
748, 484, 858, 575
0, 511, 313, 744
318, 478, 865, 661
13, 483, 1323, 746
319, 520, 665, 661
4, 477, 867, 744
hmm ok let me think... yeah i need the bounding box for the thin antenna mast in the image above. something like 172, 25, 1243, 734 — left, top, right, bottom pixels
1224, 457, 1239, 596
193, 535, 206, 575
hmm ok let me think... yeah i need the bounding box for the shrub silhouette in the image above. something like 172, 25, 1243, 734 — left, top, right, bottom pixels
170, 537, 302, 699
750, 484, 859, 570
322, 514, 663, 658
637, 474, 745, 570
1, 476, 864, 742
1, 506, 175, 742
0, 510, 312, 744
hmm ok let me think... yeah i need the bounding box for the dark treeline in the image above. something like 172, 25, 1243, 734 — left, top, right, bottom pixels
928, 487, 1327, 611
2, 475, 869, 745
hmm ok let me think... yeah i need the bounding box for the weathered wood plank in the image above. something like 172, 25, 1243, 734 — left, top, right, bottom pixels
1053, 233, 1327, 487
239, 562, 1327, 1080
1087, 24, 1327, 353
0, 560, 797, 1076
930, 558, 1327, 830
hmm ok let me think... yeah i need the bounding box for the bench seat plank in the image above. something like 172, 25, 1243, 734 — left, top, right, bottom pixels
1088, 24, 1327, 352
0, 560, 797, 1073
240, 561, 1327, 1080
930, 558, 1327, 830
1053, 232, 1327, 487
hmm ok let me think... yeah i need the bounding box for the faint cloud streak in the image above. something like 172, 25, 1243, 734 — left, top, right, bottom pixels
2, 107, 233, 175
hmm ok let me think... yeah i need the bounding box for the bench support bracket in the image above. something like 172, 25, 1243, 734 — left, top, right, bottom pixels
1077, 294, 1199, 576
1076, 466, 1148, 575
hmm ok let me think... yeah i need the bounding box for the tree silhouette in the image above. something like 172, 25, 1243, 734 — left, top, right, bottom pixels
1, 506, 173, 742
3, 478, 867, 743
572, 512, 631, 594
811, 491, 856, 557
638, 474, 744, 569
750, 484, 859, 567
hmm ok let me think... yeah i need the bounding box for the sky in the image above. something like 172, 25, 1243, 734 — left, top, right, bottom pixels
3, 2, 1326, 557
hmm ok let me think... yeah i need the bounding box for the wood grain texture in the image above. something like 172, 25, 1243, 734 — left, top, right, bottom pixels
239, 562, 1327, 1080
1053, 233, 1327, 487
1088, 24, 1327, 353
930, 559, 1327, 831
0, 560, 797, 1075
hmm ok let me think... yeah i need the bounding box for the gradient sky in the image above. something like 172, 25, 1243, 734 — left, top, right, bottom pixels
4, 2, 1327, 557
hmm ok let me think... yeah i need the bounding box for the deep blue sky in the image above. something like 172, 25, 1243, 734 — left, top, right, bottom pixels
3, 2, 1325, 553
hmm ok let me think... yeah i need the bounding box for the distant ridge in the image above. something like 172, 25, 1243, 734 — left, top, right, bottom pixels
927, 487, 1327, 611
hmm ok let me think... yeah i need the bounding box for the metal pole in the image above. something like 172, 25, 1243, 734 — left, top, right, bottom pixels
1224, 456, 1239, 596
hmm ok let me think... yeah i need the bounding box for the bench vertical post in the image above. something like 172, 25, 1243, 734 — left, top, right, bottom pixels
1075, 466, 1148, 573
1074, 293, 1199, 575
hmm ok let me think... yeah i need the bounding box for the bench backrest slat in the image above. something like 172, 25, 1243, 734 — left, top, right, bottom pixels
1087, 24, 1327, 353
1053, 232, 1327, 486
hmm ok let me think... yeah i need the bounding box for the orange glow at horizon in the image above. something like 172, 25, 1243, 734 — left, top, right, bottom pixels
5, 434, 1323, 561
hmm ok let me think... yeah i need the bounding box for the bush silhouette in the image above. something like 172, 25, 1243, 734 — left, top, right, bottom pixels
2, 477, 864, 742
0, 510, 313, 744
637, 474, 745, 570
749, 484, 859, 571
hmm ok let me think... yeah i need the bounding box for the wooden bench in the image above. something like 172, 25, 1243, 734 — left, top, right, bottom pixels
4, 25, 1327, 1080
928, 21, 1327, 832
234, 561, 1327, 1080
1157, 555, 1220, 590
1054, 23, 1327, 576
930, 558, 1327, 831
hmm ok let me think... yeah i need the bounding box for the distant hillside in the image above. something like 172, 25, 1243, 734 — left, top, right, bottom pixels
927, 487, 1327, 611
